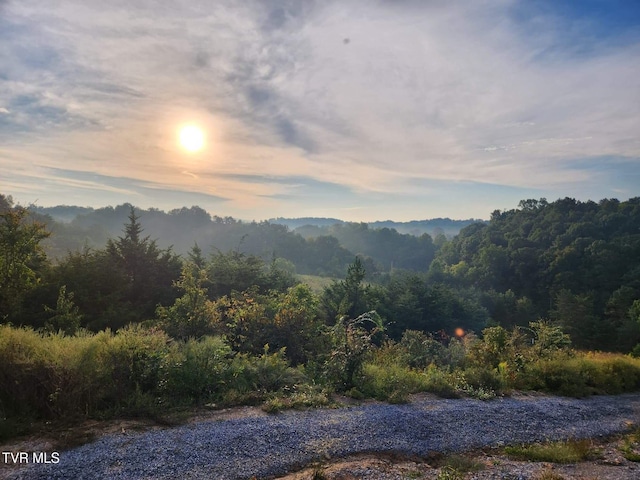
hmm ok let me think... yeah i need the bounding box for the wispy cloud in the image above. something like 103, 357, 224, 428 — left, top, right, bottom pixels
1, 0, 638, 220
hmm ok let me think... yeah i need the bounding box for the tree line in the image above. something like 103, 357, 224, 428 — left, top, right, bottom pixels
30, 202, 439, 276
2, 194, 640, 354
4, 193, 640, 436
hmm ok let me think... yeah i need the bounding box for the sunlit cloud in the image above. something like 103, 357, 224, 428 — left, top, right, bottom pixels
1, 0, 638, 220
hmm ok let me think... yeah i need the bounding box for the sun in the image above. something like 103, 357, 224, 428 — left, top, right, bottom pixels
179, 125, 205, 152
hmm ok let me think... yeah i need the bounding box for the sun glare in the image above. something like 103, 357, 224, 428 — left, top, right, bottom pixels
179, 125, 205, 152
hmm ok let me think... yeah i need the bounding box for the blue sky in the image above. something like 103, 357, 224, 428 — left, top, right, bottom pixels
1, 0, 639, 221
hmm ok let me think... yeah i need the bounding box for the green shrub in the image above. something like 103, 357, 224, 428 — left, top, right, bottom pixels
422, 365, 459, 398
461, 366, 503, 393
0, 326, 106, 418
400, 330, 447, 368
234, 346, 306, 394
99, 325, 170, 411
163, 336, 233, 402
262, 385, 331, 413
452, 368, 499, 400
515, 353, 640, 397
505, 439, 598, 463
358, 362, 428, 403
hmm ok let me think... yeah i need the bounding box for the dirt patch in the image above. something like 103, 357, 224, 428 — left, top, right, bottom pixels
2, 394, 639, 480
274, 436, 640, 480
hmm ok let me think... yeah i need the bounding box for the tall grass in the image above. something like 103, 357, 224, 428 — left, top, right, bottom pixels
3, 322, 640, 442
0, 325, 307, 433
515, 352, 640, 397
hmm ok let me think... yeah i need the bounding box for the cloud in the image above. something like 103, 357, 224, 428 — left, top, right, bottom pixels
1, 0, 639, 220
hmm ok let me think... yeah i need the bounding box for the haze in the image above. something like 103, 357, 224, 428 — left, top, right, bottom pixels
1, 0, 639, 221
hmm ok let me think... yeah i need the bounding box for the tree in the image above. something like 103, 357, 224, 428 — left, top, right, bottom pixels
207, 250, 267, 298
0, 206, 50, 321
552, 289, 606, 350
44, 285, 82, 335
187, 243, 206, 270
156, 263, 215, 339
321, 256, 370, 322
106, 207, 181, 321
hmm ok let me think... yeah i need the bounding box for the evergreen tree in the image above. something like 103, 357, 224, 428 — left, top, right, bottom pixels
105, 206, 181, 322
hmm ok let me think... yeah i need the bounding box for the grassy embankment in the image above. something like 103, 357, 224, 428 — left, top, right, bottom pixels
3, 322, 640, 442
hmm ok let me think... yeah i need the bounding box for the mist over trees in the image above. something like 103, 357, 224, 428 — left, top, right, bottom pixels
2, 194, 640, 354
4, 193, 640, 433
30, 203, 441, 276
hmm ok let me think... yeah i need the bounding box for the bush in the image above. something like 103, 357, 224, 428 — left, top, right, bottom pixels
399, 330, 447, 368
515, 352, 640, 397
163, 336, 233, 402
0, 325, 171, 419
422, 365, 459, 398
0, 325, 104, 418
358, 362, 428, 403
505, 439, 598, 463
455, 367, 502, 399
235, 346, 306, 394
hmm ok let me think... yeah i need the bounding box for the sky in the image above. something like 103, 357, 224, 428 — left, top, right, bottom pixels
1, 0, 639, 222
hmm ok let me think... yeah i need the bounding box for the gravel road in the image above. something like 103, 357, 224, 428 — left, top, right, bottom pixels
7, 393, 640, 480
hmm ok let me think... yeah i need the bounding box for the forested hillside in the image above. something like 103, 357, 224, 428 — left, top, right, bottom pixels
431, 197, 640, 350
270, 217, 481, 237
3, 193, 640, 438
30, 203, 437, 276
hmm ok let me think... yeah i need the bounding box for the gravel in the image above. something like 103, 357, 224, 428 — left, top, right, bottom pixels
7, 393, 640, 480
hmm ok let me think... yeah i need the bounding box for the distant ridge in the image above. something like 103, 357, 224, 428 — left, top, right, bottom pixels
269, 217, 486, 237
268, 217, 345, 229
32, 205, 95, 223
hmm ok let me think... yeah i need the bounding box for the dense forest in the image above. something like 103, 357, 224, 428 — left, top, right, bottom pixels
3, 193, 640, 349
2, 193, 640, 437
29, 203, 442, 277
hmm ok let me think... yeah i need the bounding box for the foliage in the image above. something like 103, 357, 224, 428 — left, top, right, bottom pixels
324, 311, 385, 390
504, 439, 599, 463
156, 263, 216, 339
619, 428, 640, 462
44, 285, 82, 335
432, 197, 640, 352
398, 330, 465, 368
358, 362, 429, 403
208, 284, 327, 365
515, 352, 640, 397
0, 324, 308, 427
0, 205, 50, 321
435, 454, 484, 474
321, 256, 371, 322
105, 207, 182, 322
162, 336, 233, 402
261, 385, 331, 413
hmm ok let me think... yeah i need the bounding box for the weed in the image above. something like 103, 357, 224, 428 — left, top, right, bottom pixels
262, 386, 331, 413
619, 428, 640, 462
535, 469, 565, 480
404, 470, 423, 479
311, 467, 327, 480
437, 454, 484, 473
504, 439, 599, 463
436, 466, 462, 480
